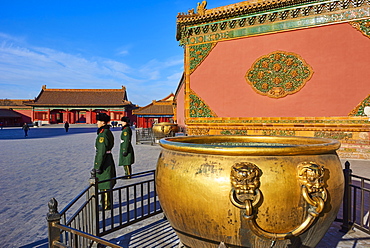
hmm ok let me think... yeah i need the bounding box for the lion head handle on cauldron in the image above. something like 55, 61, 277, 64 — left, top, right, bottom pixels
229, 162, 262, 214
298, 162, 326, 195
230, 162, 262, 195
297, 161, 328, 216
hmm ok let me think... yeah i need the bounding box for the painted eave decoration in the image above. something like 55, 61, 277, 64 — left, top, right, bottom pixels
176, 0, 370, 46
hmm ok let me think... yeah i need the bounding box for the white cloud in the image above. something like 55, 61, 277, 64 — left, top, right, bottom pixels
0, 32, 25, 43
167, 71, 183, 81
164, 58, 183, 67
138, 58, 183, 81
117, 50, 129, 56
103, 60, 132, 74
0, 33, 183, 106
116, 44, 133, 57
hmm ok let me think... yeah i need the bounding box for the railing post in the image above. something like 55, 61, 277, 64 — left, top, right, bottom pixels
150, 129, 154, 146
340, 160, 352, 232
47, 198, 61, 248
135, 129, 139, 145
89, 169, 99, 237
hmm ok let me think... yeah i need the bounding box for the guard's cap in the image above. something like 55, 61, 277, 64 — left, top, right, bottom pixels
96, 113, 110, 122
121, 117, 130, 123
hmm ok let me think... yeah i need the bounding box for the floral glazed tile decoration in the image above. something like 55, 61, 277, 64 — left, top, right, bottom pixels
246, 51, 313, 98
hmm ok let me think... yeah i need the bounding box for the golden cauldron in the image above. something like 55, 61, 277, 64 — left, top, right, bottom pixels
156, 135, 344, 248
152, 122, 179, 140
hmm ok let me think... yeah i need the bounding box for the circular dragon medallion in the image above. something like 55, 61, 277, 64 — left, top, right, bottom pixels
245, 51, 313, 98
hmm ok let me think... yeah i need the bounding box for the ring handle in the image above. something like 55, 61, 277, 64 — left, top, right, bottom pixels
230, 161, 327, 240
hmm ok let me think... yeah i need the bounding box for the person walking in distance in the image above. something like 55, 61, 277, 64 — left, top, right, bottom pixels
22, 123, 29, 137
64, 121, 69, 132
94, 113, 116, 210
119, 117, 135, 179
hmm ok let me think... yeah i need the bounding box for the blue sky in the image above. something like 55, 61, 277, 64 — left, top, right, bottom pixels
0, 0, 239, 106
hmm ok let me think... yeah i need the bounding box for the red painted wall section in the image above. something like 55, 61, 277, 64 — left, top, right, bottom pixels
13, 109, 32, 123
190, 23, 370, 117
176, 83, 185, 126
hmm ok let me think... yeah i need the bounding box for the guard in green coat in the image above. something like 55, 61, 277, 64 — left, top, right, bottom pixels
119, 117, 135, 178
94, 113, 116, 210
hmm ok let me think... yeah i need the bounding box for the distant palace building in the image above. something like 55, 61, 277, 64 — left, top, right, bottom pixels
25, 85, 137, 125
133, 93, 175, 128
174, 0, 370, 159
0, 99, 33, 126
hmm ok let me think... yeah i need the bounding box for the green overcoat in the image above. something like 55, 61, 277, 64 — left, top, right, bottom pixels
94, 125, 116, 190
119, 125, 135, 166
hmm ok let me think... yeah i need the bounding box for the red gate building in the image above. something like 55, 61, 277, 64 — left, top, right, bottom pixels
26, 85, 137, 125
133, 93, 175, 128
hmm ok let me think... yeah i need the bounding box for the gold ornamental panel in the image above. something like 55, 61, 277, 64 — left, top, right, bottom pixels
246, 51, 313, 98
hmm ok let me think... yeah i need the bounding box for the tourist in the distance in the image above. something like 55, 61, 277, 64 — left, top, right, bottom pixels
119, 117, 135, 179
64, 121, 69, 132
22, 123, 30, 137
94, 113, 116, 210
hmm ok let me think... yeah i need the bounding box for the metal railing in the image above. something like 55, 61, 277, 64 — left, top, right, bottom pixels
52, 223, 121, 248
135, 128, 154, 145
47, 170, 162, 248
97, 171, 162, 236
340, 161, 370, 235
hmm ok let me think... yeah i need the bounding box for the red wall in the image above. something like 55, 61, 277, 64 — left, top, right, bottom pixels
136, 116, 172, 128
13, 109, 32, 124
190, 23, 370, 117
176, 84, 185, 126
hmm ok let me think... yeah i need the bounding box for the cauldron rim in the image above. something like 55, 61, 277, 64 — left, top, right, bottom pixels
159, 135, 340, 156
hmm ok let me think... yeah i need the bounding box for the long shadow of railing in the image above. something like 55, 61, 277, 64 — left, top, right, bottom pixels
111, 217, 180, 247
19, 238, 48, 248
0, 127, 99, 140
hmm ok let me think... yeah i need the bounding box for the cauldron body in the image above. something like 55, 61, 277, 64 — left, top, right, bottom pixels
156, 136, 344, 248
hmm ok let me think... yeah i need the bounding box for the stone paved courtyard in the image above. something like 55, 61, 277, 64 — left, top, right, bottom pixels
0, 124, 370, 247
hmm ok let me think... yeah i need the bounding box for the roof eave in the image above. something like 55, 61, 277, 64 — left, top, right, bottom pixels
27, 104, 131, 107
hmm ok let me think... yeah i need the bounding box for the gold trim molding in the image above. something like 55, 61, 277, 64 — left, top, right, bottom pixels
189, 42, 217, 74
349, 94, 370, 116
189, 88, 217, 118
350, 19, 370, 39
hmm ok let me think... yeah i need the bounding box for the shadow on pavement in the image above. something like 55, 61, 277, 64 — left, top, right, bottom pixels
0, 127, 100, 140
112, 217, 180, 247
19, 238, 48, 248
